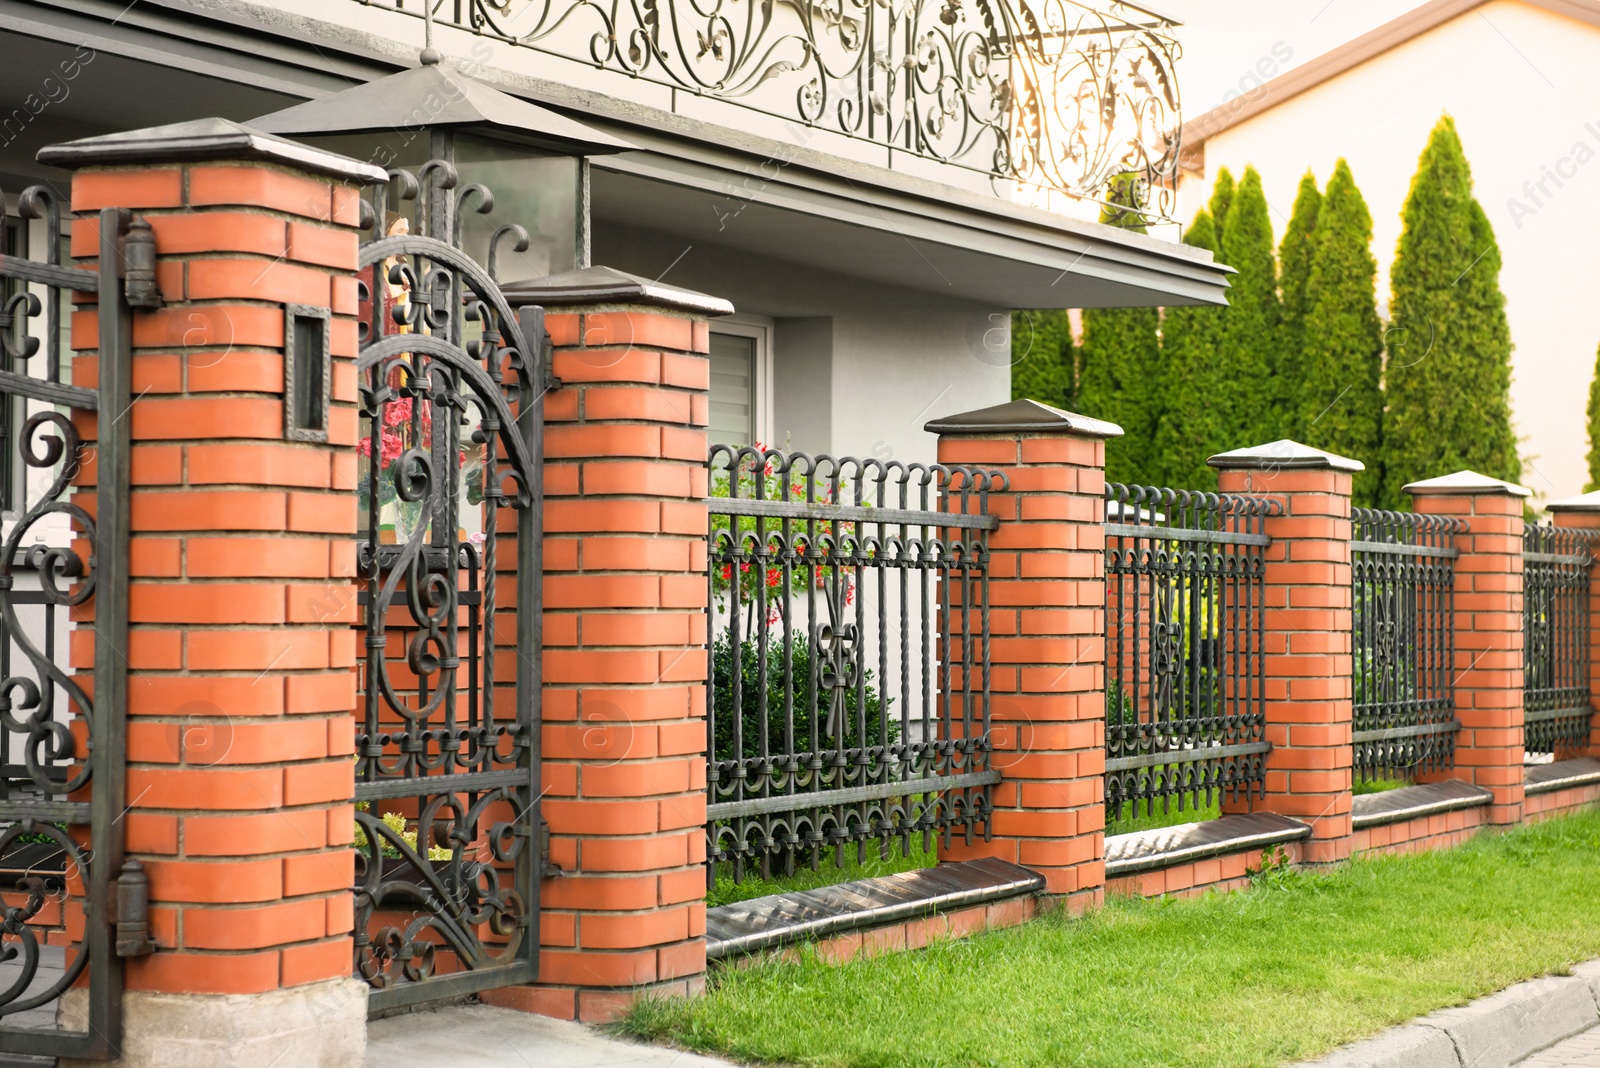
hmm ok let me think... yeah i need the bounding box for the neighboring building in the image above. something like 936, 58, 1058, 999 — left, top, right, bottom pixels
1179, 0, 1600, 504
0, 0, 1229, 474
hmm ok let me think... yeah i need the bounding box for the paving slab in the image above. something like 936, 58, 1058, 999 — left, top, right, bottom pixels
365, 1002, 739, 1068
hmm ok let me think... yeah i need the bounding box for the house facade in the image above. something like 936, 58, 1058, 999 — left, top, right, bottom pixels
0, 0, 1236, 1062
1178, 0, 1600, 504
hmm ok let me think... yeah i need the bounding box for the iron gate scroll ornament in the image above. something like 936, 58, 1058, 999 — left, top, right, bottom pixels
705, 446, 1003, 885
0, 193, 134, 1059
354, 160, 545, 1012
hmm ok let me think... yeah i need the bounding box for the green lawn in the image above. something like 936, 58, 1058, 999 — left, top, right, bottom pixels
629, 808, 1600, 1068
707, 840, 934, 908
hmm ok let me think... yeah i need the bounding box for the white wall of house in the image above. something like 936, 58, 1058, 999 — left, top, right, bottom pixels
594, 221, 1011, 466
1180, 0, 1600, 504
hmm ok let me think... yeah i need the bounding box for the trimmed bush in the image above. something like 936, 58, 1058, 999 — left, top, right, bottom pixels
1587, 341, 1600, 492
1278, 170, 1322, 434
1010, 310, 1076, 410
1078, 306, 1162, 484
1150, 210, 1230, 490
1380, 115, 1519, 507
1209, 166, 1236, 246
1216, 166, 1281, 443
1300, 159, 1384, 503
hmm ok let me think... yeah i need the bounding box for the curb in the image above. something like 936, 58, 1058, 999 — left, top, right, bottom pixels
1296, 960, 1600, 1068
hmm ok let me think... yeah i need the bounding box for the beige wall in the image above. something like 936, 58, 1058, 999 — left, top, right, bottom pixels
1181, 0, 1600, 504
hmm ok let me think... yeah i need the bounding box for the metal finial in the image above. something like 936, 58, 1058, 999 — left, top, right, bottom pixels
420, 2, 441, 65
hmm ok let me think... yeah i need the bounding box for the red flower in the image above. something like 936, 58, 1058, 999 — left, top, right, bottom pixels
765, 569, 781, 587
720, 565, 732, 580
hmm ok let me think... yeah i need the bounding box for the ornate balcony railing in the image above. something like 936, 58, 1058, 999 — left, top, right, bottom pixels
355, 0, 1184, 221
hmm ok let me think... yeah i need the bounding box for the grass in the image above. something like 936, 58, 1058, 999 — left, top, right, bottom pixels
1353, 777, 1412, 795
706, 839, 935, 908
626, 808, 1600, 1068
1106, 797, 1221, 837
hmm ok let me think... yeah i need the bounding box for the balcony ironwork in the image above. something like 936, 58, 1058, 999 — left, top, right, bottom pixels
355, 0, 1184, 221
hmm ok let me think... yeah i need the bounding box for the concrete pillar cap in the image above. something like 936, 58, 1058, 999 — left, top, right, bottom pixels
1206, 439, 1364, 472
500, 264, 734, 315
1546, 489, 1600, 512
924, 398, 1123, 438
1402, 470, 1532, 498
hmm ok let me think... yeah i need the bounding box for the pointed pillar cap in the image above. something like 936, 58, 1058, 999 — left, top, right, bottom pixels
1207, 439, 1363, 472
500, 265, 733, 316
251, 62, 634, 156
924, 399, 1122, 438
36, 117, 389, 184
1403, 470, 1531, 498
1546, 489, 1600, 512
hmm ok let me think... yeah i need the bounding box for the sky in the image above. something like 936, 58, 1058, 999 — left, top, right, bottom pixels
1156, 0, 1432, 118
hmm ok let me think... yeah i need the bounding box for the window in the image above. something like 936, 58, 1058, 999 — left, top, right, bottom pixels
708, 317, 773, 449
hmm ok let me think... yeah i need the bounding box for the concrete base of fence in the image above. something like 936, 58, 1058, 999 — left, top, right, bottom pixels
58, 978, 366, 1068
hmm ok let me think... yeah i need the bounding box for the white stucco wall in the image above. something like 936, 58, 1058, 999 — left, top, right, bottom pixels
594, 222, 1012, 466
1180, 0, 1600, 504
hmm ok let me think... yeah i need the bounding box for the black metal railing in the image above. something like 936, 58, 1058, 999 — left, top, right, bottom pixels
1350, 509, 1464, 782
705, 446, 1003, 884
349, 0, 1185, 223
1102, 484, 1277, 822
1523, 525, 1594, 756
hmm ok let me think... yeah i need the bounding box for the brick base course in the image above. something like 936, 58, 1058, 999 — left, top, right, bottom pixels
1525, 784, 1600, 822
1352, 807, 1489, 857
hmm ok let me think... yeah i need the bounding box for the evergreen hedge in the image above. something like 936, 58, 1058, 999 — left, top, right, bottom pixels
1277, 170, 1322, 435
1300, 159, 1384, 504
1078, 306, 1162, 484
1587, 341, 1600, 492
1380, 115, 1519, 507
1216, 167, 1281, 443
1150, 210, 1230, 490
1009, 310, 1075, 411
1209, 167, 1235, 246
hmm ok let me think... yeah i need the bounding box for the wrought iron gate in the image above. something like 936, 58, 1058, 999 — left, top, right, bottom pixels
353, 156, 545, 1012
0, 194, 134, 1057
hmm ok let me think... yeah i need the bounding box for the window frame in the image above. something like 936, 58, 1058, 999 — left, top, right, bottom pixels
708, 314, 775, 449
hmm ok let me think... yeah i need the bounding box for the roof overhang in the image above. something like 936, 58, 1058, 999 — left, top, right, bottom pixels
4, 0, 1231, 310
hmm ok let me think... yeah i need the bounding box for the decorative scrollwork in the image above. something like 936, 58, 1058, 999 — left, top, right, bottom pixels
354, 164, 540, 1000
1522, 523, 1596, 757
352, 0, 1184, 221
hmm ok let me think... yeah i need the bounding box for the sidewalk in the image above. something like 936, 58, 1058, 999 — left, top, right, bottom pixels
1300, 961, 1600, 1068
364, 1002, 737, 1068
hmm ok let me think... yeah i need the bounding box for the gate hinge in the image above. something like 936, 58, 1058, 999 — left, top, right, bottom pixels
539, 817, 562, 879
119, 217, 164, 311
113, 859, 157, 957
540, 333, 562, 394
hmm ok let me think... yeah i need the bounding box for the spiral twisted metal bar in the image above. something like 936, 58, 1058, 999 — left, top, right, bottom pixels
704, 444, 1005, 883
353, 162, 541, 1008
1523, 524, 1595, 757
353, 0, 1183, 220
1348, 509, 1464, 782
1102, 482, 1280, 822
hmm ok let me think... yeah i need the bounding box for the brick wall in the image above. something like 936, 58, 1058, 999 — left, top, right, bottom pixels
68, 157, 369, 993
480, 301, 712, 1022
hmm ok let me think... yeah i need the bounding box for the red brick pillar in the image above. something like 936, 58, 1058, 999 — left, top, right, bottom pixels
485, 268, 729, 1022
1547, 491, 1600, 758
926, 399, 1120, 913
1407, 471, 1530, 825
49, 124, 383, 1064
1210, 441, 1360, 864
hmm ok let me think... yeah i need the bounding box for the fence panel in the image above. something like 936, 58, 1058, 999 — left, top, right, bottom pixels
1523, 525, 1594, 757
705, 447, 1003, 884
1103, 484, 1277, 823
1351, 509, 1464, 782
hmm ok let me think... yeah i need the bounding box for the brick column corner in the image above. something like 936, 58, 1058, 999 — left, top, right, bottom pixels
1407, 470, 1531, 825
482, 266, 728, 1022
1209, 439, 1360, 865
926, 398, 1122, 913
1540, 490, 1600, 759
42, 121, 384, 1066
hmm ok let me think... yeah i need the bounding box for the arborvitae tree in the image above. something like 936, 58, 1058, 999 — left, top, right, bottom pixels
1380, 115, 1519, 507
1216, 166, 1281, 443
1587, 341, 1600, 492
1299, 159, 1383, 504
1009, 310, 1075, 410
1277, 170, 1322, 434
1078, 306, 1162, 484
1150, 210, 1230, 489
1209, 167, 1236, 247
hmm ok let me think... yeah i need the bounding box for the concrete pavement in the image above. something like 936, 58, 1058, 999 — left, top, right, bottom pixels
1518, 1025, 1600, 1067
364, 1002, 738, 1068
